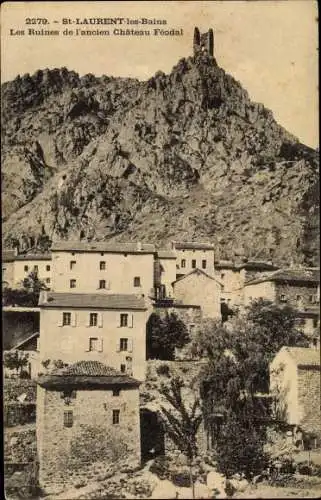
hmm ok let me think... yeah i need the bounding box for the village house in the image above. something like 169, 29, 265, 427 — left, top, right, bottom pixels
172, 269, 222, 319
51, 241, 155, 297
171, 241, 215, 279
153, 249, 177, 300
12, 253, 52, 289
36, 360, 141, 492
243, 268, 320, 337
38, 291, 149, 381
270, 346, 321, 439
215, 259, 279, 307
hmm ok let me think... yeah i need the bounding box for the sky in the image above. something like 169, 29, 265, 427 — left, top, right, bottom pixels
1, 1, 318, 148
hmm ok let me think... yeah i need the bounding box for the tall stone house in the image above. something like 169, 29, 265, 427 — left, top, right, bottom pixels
36, 360, 141, 491
270, 347, 321, 438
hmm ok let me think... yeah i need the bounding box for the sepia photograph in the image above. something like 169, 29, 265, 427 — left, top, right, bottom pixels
1, 1, 320, 498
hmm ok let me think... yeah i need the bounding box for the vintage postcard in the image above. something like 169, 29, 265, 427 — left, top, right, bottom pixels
2, 1, 320, 499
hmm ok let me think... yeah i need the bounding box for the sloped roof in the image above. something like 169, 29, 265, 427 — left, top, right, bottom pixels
282, 347, 320, 368
238, 261, 279, 272
156, 250, 177, 259
171, 241, 214, 250
37, 360, 141, 388
38, 292, 147, 310
51, 241, 155, 254
245, 268, 320, 286
172, 268, 223, 286
15, 253, 52, 261
10, 332, 39, 351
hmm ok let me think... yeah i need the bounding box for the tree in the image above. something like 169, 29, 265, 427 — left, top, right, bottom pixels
194, 300, 310, 477
146, 312, 190, 360
3, 271, 49, 307
4, 351, 29, 377
160, 377, 202, 499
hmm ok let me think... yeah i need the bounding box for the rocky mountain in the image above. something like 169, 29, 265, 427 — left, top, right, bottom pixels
1, 50, 319, 265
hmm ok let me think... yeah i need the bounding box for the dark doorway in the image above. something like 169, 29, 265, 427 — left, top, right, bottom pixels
140, 409, 165, 462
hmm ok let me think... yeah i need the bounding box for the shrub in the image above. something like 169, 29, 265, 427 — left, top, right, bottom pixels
156, 363, 171, 377
149, 456, 171, 480
171, 470, 191, 487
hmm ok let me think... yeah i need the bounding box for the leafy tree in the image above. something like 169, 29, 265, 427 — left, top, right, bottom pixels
4, 350, 29, 377
146, 312, 190, 360
195, 300, 309, 476
160, 377, 202, 499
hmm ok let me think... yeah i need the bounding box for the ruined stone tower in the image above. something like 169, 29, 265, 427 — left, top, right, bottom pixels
193, 27, 214, 56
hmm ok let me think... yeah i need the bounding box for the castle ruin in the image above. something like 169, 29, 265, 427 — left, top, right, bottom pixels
193, 27, 214, 57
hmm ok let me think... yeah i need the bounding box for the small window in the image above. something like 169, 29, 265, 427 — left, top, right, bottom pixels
24, 265, 28, 272
63, 312, 71, 326
120, 338, 128, 351
113, 389, 120, 397
134, 277, 141, 287
89, 337, 99, 351
34, 265, 38, 272
202, 260, 207, 269
280, 294, 287, 302
192, 259, 196, 269
70, 261, 76, 270
90, 313, 98, 326
309, 295, 314, 303
71, 252, 75, 256
99, 280, 106, 289
64, 410, 73, 428
46, 278, 51, 284
120, 364, 126, 373
46, 265, 51, 272
221, 273, 225, 280
181, 259, 186, 268
100, 261, 106, 270
101, 252, 104, 257
120, 314, 128, 327
313, 318, 318, 328
112, 409, 120, 425
70, 279, 76, 289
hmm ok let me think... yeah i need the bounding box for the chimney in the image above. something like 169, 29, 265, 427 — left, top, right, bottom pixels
39, 290, 48, 305
137, 242, 142, 252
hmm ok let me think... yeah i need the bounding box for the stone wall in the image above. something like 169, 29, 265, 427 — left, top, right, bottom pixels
298, 366, 321, 437
37, 386, 141, 491
275, 282, 318, 309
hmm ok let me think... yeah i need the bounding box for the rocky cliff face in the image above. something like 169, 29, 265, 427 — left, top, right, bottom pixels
1, 54, 319, 265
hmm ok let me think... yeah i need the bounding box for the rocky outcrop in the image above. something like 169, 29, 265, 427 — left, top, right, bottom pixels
1, 53, 319, 265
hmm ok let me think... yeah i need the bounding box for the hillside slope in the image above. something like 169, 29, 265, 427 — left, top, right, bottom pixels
1, 52, 319, 265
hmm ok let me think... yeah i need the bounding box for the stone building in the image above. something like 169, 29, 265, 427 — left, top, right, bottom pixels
2, 249, 16, 288
153, 249, 177, 300
171, 241, 215, 279
38, 291, 149, 380
243, 268, 320, 336
36, 360, 141, 491
173, 269, 222, 319
270, 347, 321, 438
51, 241, 155, 297
10, 253, 52, 289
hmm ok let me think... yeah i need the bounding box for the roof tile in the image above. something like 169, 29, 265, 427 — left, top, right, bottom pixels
39, 292, 147, 310
51, 241, 155, 254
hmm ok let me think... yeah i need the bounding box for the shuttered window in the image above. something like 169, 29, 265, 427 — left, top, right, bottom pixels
63, 410, 73, 428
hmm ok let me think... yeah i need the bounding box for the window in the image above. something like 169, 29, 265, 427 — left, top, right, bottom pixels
99, 280, 106, 289
24, 265, 28, 272
64, 410, 73, 428
202, 260, 207, 269
89, 337, 99, 351
46, 265, 51, 271
296, 295, 302, 302
112, 409, 120, 425
113, 389, 120, 397
192, 259, 196, 269
120, 314, 128, 327
100, 252, 104, 257
90, 313, 98, 326
120, 338, 128, 351
62, 312, 71, 326
134, 276, 141, 287
120, 364, 126, 373
221, 273, 225, 280
309, 295, 314, 303
313, 318, 318, 328
34, 265, 38, 272
46, 278, 51, 284
280, 294, 287, 302
70, 261, 76, 270
181, 259, 186, 268
100, 261, 106, 270
70, 279, 76, 288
